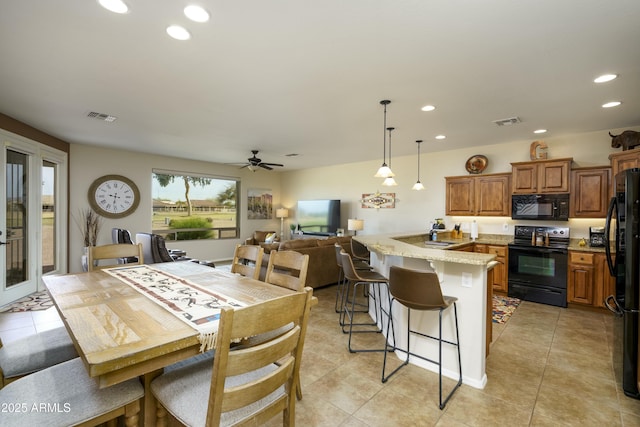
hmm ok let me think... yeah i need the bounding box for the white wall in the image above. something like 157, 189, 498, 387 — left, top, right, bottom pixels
69, 144, 284, 272
281, 126, 640, 239
69, 125, 640, 272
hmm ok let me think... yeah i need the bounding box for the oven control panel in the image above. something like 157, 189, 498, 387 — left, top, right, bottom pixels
513, 225, 570, 247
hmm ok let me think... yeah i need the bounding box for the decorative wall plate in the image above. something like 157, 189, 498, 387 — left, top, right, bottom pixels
361, 192, 395, 209
465, 155, 488, 174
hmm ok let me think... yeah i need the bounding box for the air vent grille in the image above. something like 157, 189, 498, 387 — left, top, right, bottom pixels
492, 116, 521, 126
87, 111, 117, 122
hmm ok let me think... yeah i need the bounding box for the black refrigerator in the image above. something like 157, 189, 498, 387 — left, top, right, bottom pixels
605, 168, 640, 399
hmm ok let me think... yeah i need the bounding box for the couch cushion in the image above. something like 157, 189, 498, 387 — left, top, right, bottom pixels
279, 239, 318, 250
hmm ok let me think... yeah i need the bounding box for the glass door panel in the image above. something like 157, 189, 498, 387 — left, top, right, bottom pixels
1, 147, 36, 305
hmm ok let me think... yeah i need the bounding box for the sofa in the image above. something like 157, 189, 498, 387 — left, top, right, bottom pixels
256, 236, 355, 289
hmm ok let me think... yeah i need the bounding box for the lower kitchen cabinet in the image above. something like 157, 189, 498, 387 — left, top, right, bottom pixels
474, 243, 508, 293
568, 251, 615, 308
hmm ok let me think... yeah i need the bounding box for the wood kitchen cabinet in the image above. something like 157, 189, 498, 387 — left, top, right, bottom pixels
473, 243, 508, 293
568, 251, 615, 308
445, 173, 511, 216
594, 252, 616, 309
511, 158, 572, 194
610, 150, 640, 179
570, 166, 611, 218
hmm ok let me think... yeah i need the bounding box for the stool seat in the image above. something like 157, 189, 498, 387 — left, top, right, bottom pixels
382, 265, 462, 410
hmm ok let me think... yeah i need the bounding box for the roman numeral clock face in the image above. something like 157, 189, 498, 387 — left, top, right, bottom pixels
88, 175, 140, 219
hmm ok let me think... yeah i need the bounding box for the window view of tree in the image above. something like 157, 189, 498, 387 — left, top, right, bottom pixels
152, 171, 238, 241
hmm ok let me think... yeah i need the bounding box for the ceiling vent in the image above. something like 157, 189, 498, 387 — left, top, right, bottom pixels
87, 111, 117, 122
492, 116, 521, 126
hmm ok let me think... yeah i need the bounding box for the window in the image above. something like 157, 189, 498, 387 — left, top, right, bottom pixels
152, 170, 238, 241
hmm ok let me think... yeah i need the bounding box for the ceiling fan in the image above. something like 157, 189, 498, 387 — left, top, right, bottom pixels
233, 150, 284, 171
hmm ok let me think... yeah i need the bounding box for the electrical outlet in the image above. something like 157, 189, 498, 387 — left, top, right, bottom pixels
461, 272, 472, 288
502, 222, 509, 232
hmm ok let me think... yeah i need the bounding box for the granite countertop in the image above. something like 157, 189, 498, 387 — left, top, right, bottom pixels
354, 231, 496, 266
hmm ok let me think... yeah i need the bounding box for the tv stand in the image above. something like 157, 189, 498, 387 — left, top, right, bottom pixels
301, 231, 335, 237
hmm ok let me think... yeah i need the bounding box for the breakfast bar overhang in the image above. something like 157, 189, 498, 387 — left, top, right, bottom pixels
354, 232, 496, 389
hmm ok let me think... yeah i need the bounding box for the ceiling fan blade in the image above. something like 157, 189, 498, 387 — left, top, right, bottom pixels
260, 162, 284, 167
259, 164, 274, 170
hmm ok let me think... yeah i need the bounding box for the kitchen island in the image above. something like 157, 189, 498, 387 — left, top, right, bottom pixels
354, 232, 496, 389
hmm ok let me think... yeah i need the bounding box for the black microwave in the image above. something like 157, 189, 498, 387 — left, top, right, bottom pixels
511, 193, 570, 221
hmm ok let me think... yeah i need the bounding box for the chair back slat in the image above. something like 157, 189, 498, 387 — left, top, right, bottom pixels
264, 250, 309, 291
87, 243, 144, 271
231, 244, 264, 280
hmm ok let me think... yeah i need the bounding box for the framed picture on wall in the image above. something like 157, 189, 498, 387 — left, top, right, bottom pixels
247, 188, 273, 219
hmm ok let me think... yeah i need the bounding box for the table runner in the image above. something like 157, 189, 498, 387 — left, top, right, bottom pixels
103, 264, 245, 351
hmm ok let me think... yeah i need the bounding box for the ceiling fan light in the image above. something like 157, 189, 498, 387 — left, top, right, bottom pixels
412, 181, 425, 191
375, 164, 394, 178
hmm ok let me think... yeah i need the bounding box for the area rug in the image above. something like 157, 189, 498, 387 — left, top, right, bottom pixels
492, 295, 521, 324
0, 291, 54, 313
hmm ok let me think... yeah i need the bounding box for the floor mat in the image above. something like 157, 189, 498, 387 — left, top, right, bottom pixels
492, 295, 521, 324
0, 290, 54, 313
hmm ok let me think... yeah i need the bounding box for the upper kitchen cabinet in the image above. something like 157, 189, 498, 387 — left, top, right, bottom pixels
446, 173, 511, 216
511, 158, 572, 194
570, 166, 611, 218
610, 150, 640, 180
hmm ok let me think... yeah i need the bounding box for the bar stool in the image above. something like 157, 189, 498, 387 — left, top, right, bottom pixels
334, 243, 372, 315
339, 251, 393, 353
381, 265, 462, 410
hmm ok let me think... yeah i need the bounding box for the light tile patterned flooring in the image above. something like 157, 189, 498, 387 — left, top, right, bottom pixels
2, 285, 640, 426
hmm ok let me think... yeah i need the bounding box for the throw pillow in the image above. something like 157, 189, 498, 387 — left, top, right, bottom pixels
265, 233, 276, 244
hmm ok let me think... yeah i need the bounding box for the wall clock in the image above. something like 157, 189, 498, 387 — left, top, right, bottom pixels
88, 174, 140, 219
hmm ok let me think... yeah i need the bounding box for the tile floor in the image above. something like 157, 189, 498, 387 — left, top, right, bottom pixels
2, 285, 640, 426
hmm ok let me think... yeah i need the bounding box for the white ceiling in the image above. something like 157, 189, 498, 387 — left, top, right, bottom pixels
1, 0, 639, 171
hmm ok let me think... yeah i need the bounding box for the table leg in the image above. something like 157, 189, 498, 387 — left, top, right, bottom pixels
141, 369, 163, 427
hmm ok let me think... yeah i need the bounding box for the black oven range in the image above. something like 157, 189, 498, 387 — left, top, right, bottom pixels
507, 225, 570, 308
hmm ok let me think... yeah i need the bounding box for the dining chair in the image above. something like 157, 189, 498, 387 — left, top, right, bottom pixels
264, 250, 309, 292
381, 265, 462, 409
87, 243, 144, 271
230, 244, 264, 280
151, 287, 314, 427
0, 357, 144, 426
0, 327, 78, 389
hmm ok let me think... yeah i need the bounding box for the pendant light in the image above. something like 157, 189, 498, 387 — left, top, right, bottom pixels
412, 140, 425, 191
374, 100, 395, 178
382, 127, 398, 186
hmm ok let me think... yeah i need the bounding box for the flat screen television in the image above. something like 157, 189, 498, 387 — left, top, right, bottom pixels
297, 199, 341, 236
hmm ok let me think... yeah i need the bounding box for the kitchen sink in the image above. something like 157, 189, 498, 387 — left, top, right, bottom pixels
423, 241, 455, 247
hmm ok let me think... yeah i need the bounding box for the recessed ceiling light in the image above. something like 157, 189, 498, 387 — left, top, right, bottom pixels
602, 101, 622, 108
184, 5, 210, 22
98, 0, 128, 14
166, 25, 191, 40
435, 135, 446, 140
533, 129, 547, 134
594, 74, 617, 83
421, 105, 436, 112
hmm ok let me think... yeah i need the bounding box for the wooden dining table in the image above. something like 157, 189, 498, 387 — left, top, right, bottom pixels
43, 261, 296, 426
